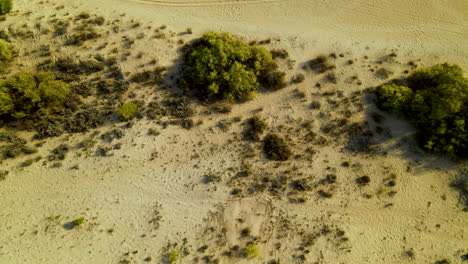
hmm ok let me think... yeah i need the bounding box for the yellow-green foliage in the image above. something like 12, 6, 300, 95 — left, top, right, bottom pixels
0, 0, 12, 15
244, 243, 260, 258
0, 40, 12, 71
72, 217, 85, 227
117, 102, 138, 121
376, 63, 468, 156
375, 84, 413, 114
0, 72, 70, 119
0, 40, 12, 61
184, 31, 286, 101
168, 249, 178, 264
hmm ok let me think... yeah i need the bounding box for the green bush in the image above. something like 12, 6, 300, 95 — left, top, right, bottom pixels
263, 133, 292, 161
375, 84, 413, 113
0, 72, 70, 119
168, 249, 178, 264
244, 243, 260, 258
183, 31, 286, 101
376, 63, 468, 156
117, 102, 138, 121
72, 217, 85, 227
0, 0, 12, 15
0, 40, 12, 61
244, 115, 267, 141
0, 40, 12, 71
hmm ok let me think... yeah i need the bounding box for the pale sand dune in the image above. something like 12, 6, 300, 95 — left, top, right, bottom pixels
0, 0, 467, 263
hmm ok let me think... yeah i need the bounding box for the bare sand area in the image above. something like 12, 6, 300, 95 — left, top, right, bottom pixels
0, 0, 467, 263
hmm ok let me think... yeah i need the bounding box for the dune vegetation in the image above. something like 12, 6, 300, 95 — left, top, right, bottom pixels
376, 63, 468, 156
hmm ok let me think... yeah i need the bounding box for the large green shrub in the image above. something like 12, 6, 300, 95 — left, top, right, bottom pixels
183, 31, 286, 101
0, 0, 12, 15
0, 72, 70, 119
376, 63, 468, 156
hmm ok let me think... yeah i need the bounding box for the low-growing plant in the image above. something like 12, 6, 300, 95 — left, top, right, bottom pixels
0, 39, 12, 71
263, 133, 292, 161
0, 40, 12, 60
376, 63, 467, 156
305, 55, 335, 74
244, 115, 267, 141
244, 243, 260, 258
117, 102, 138, 121
182, 31, 286, 101
72, 217, 85, 227
168, 249, 178, 264
0, 0, 13, 15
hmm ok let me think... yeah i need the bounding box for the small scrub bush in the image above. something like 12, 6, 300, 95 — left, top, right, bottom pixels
168, 249, 178, 264
376, 63, 468, 156
0, 40, 12, 61
305, 55, 335, 74
292, 73, 305, 84
182, 31, 286, 101
0, 0, 13, 15
244, 115, 267, 141
72, 217, 85, 227
263, 133, 292, 161
244, 243, 260, 258
117, 102, 138, 121
0, 40, 12, 71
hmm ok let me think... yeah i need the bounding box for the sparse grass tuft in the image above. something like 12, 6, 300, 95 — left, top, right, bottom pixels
305, 55, 335, 74
244, 115, 267, 141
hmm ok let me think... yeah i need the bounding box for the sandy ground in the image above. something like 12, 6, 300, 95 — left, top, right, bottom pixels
0, 0, 468, 263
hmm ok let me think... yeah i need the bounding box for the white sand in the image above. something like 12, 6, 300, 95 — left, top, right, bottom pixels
0, 0, 467, 263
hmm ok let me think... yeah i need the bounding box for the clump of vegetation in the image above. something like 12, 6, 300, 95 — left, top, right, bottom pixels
271, 49, 289, 59
375, 63, 468, 156
263, 133, 292, 161
305, 55, 335, 74
356, 175, 371, 186
292, 73, 305, 84
48, 144, 70, 161
182, 31, 286, 101
0, 170, 8, 181
168, 249, 178, 264
244, 115, 267, 141
0, 40, 12, 71
0, 72, 70, 119
65, 25, 101, 46
117, 102, 138, 121
72, 217, 85, 227
244, 243, 260, 258
0, 0, 12, 15
0, 133, 37, 161
450, 168, 468, 211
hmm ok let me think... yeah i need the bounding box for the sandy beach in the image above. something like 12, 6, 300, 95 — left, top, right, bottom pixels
0, 0, 467, 263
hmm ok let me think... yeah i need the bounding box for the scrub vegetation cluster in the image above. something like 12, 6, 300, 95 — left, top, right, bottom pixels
181, 31, 286, 101
376, 63, 468, 156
